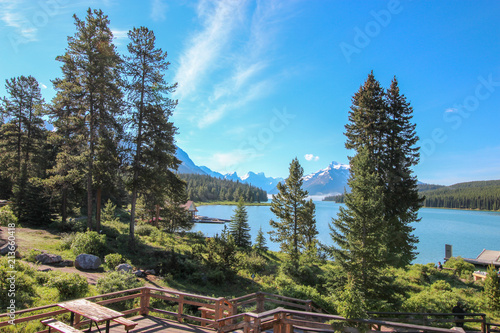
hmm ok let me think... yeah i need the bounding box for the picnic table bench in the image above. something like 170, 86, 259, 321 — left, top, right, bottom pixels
41, 318, 83, 333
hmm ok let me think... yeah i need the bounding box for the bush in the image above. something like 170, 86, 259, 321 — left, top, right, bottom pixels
58, 233, 76, 251
444, 257, 475, 279
0, 257, 36, 309
241, 252, 268, 275
71, 231, 106, 256
48, 272, 89, 300
25, 249, 43, 263
0, 205, 17, 226
105, 253, 127, 270
96, 271, 144, 297
135, 224, 157, 237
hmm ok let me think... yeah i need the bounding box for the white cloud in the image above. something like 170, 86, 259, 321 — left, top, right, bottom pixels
0, 1, 38, 43
111, 29, 129, 45
305, 154, 320, 162
207, 149, 252, 174
41, 83, 47, 89
445, 108, 457, 113
150, 0, 167, 22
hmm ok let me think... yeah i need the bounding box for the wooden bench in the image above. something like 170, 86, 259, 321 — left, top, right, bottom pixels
112, 316, 138, 332
41, 318, 82, 333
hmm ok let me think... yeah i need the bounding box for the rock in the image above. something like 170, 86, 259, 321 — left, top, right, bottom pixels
75, 254, 101, 270
145, 269, 156, 275
0, 243, 16, 255
15, 251, 22, 259
133, 270, 145, 277
53, 260, 74, 267
35, 253, 62, 265
37, 268, 52, 272
116, 263, 133, 273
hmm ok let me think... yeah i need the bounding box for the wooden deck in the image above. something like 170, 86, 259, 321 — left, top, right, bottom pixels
85, 315, 216, 333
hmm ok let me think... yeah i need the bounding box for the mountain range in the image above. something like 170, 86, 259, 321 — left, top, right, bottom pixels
175, 147, 349, 197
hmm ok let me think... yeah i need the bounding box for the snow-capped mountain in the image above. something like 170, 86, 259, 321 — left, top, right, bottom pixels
302, 161, 350, 196
175, 147, 349, 197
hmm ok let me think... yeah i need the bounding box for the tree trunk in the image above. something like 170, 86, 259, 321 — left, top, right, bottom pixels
96, 187, 102, 232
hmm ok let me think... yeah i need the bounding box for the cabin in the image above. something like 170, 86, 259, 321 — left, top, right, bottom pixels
180, 200, 198, 219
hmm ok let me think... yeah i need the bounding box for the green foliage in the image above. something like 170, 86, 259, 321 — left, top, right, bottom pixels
0, 205, 17, 226
229, 197, 252, 248
422, 180, 500, 211
71, 231, 106, 256
0, 257, 37, 309
101, 199, 119, 224
402, 288, 461, 313
135, 223, 158, 236
104, 253, 127, 270
96, 271, 144, 294
241, 252, 268, 275
180, 173, 268, 202
270, 158, 317, 265
58, 232, 76, 250
253, 226, 268, 252
205, 226, 238, 279
25, 249, 43, 263
333, 278, 368, 331
483, 265, 500, 312
444, 257, 475, 279
48, 272, 89, 300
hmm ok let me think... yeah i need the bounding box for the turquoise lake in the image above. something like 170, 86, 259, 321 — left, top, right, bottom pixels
192, 201, 500, 265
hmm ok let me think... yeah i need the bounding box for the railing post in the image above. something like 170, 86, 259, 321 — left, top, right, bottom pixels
482, 314, 487, 333
215, 297, 223, 323
244, 314, 251, 333
305, 300, 313, 312
256, 292, 265, 313
140, 288, 150, 315
273, 313, 282, 333
178, 294, 184, 323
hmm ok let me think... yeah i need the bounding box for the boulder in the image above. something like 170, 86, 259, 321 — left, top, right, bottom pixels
116, 263, 133, 273
75, 254, 101, 270
145, 269, 156, 275
0, 243, 16, 255
35, 253, 62, 265
133, 270, 145, 278
53, 260, 74, 267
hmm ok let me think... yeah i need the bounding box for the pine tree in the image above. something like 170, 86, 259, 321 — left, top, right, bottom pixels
330, 147, 387, 297
269, 158, 317, 265
483, 265, 500, 312
254, 226, 268, 252
124, 26, 180, 246
57, 8, 124, 231
229, 197, 251, 248
382, 77, 422, 266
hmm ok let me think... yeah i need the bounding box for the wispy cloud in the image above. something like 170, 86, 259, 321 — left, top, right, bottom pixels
150, 0, 167, 22
174, 0, 297, 128
111, 29, 129, 45
445, 108, 457, 113
0, 1, 38, 42
208, 149, 253, 174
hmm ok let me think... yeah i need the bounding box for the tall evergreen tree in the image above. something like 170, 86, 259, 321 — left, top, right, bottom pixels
229, 197, 251, 248
56, 8, 124, 231
330, 147, 387, 297
124, 26, 180, 246
483, 264, 500, 312
382, 77, 422, 266
269, 158, 317, 265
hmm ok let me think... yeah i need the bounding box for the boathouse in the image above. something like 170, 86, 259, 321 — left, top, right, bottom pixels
464, 249, 500, 268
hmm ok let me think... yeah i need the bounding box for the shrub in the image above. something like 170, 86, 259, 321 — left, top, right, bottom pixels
432, 280, 452, 291
25, 249, 43, 263
58, 233, 76, 251
444, 257, 475, 279
105, 253, 127, 270
241, 252, 268, 275
0, 205, 17, 226
0, 257, 36, 309
135, 224, 157, 237
48, 272, 89, 300
71, 231, 106, 256
97, 271, 144, 293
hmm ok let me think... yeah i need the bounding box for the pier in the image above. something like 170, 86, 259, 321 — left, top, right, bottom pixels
192, 215, 230, 224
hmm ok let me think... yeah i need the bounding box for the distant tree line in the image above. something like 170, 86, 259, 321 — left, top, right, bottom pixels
420, 180, 500, 211
179, 174, 268, 203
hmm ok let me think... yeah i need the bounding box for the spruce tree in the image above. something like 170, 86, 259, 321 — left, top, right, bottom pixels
254, 226, 268, 252
269, 158, 317, 265
330, 147, 387, 297
483, 265, 500, 312
229, 197, 251, 248
124, 26, 181, 246
382, 77, 422, 266
57, 8, 124, 231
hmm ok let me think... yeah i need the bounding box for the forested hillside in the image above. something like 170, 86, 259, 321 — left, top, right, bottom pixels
421, 180, 500, 211
179, 174, 268, 203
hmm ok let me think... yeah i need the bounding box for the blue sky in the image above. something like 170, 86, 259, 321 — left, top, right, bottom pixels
1, 0, 499, 185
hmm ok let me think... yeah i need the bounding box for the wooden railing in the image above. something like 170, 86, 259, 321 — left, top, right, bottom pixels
367, 311, 488, 332
216, 308, 465, 333
0, 287, 485, 333
0, 286, 231, 332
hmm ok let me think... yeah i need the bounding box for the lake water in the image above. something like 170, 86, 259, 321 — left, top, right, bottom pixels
192, 201, 500, 265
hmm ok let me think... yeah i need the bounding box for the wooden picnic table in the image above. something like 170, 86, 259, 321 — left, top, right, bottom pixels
58, 299, 124, 333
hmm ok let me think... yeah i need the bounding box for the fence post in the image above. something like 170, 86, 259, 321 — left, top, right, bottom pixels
305, 300, 313, 312
481, 314, 486, 333
256, 292, 265, 313
140, 288, 150, 315
178, 294, 184, 323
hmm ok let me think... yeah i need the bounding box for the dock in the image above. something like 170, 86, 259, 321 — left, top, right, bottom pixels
192, 215, 230, 224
